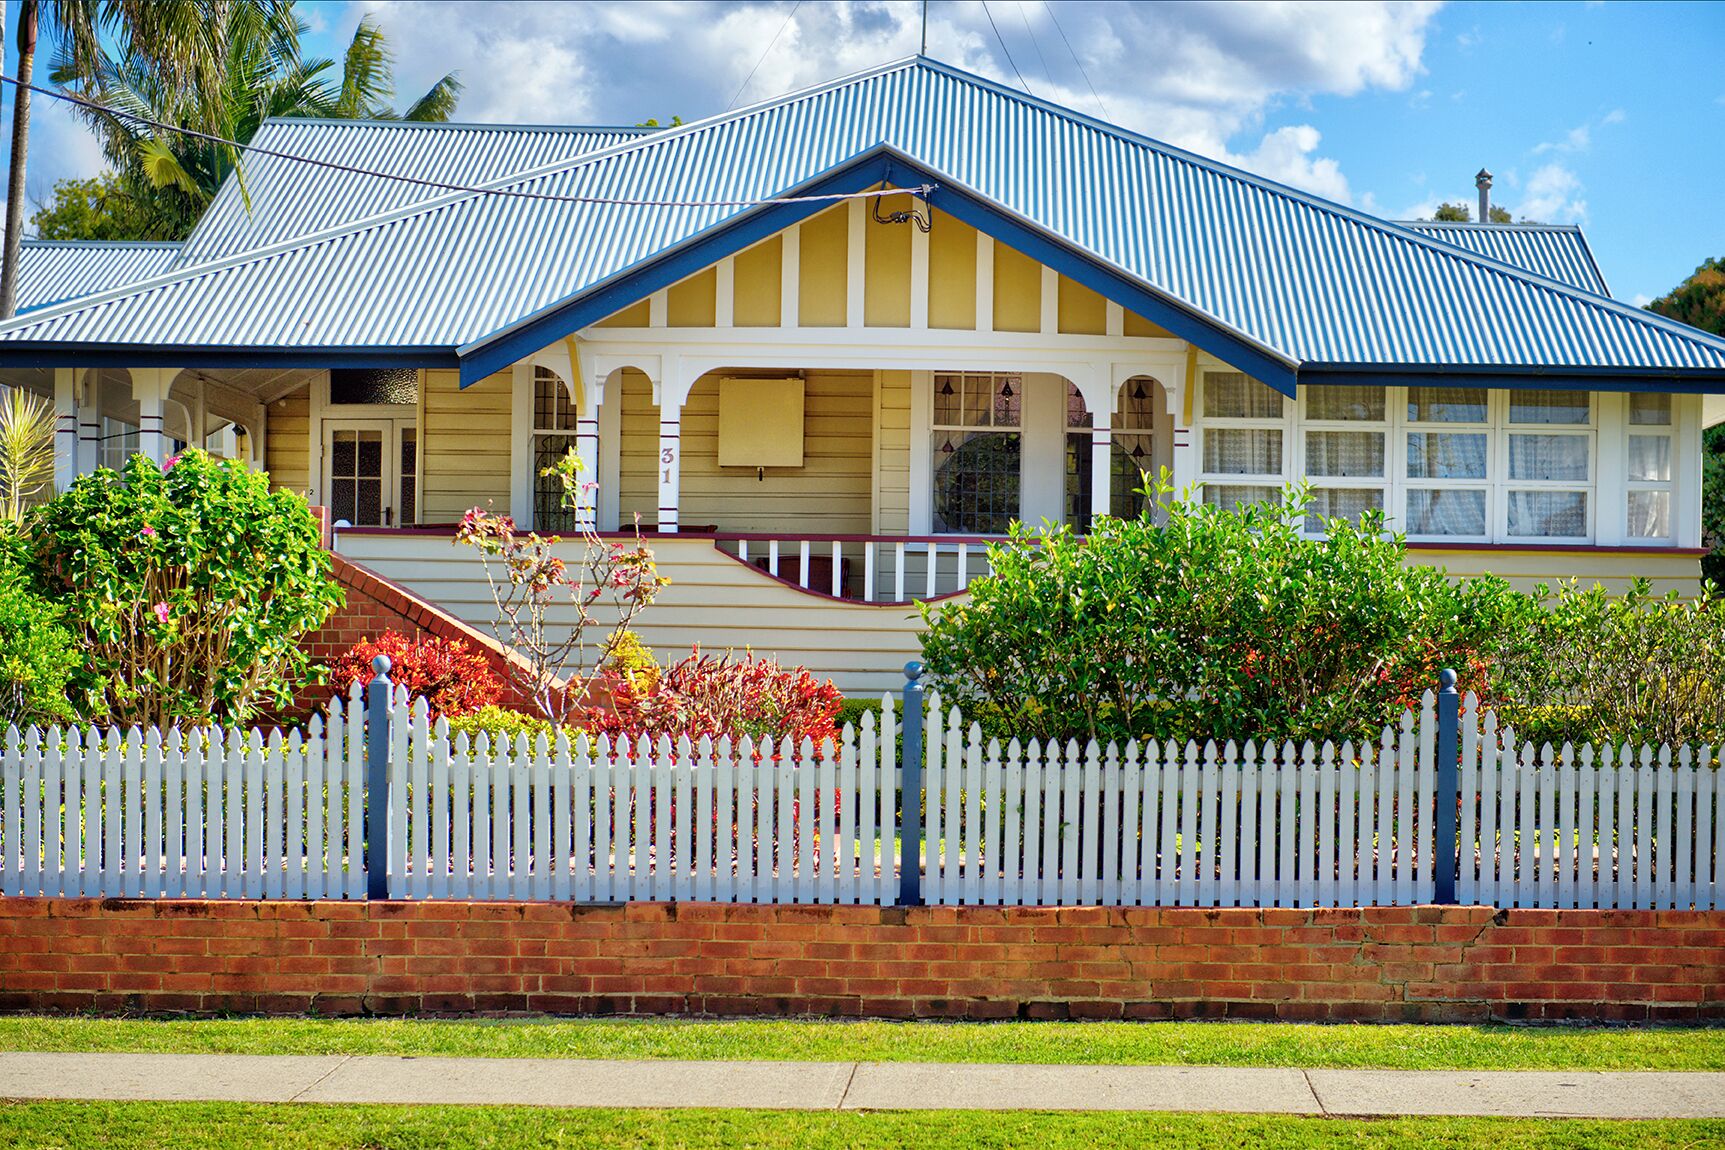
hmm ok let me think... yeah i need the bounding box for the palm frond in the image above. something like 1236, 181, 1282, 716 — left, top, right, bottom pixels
339, 14, 396, 118
401, 73, 463, 123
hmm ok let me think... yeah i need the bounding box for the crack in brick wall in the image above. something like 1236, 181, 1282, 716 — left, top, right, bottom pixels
2, 900, 1721, 1022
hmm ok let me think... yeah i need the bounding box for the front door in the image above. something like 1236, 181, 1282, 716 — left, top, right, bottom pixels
323, 420, 416, 527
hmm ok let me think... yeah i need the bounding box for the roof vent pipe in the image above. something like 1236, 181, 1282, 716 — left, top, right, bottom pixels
1476, 168, 1494, 224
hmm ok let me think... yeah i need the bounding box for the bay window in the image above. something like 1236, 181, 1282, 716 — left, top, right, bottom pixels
1505, 389, 1592, 539
1301, 384, 1386, 531
1199, 370, 1287, 509
1404, 386, 1490, 540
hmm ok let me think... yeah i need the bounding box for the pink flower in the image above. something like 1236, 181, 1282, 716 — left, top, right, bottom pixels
140, 525, 156, 538
152, 603, 170, 625
163, 455, 180, 470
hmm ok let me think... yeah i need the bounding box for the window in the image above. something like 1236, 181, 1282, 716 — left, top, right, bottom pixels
1505, 389, 1591, 539
329, 428, 385, 526
1403, 386, 1490, 539
1111, 377, 1159, 520
99, 417, 139, 471
1627, 392, 1672, 539
933, 372, 1021, 533
1302, 385, 1385, 532
398, 428, 417, 526
330, 368, 418, 406
532, 366, 579, 532
1064, 383, 1092, 530
1199, 371, 1286, 509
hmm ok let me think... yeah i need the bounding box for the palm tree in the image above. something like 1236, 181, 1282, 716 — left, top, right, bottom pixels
51, 7, 462, 237
0, 387, 56, 524
1, 0, 232, 315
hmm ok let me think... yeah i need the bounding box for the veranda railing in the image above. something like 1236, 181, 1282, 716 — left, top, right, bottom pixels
2, 663, 1721, 909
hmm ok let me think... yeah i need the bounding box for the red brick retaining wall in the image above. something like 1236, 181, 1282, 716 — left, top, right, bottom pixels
2, 900, 1721, 1022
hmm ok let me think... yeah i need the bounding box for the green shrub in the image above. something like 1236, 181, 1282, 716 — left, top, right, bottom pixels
918, 476, 1539, 746
444, 704, 562, 745
0, 540, 76, 726
836, 696, 882, 732
1489, 703, 1596, 749
1494, 580, 1725, 748
29, 450, 343, 726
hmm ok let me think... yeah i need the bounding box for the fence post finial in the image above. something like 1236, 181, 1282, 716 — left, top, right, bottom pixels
899, 661, 925, 908
365, 654, 394, 900
1434, 667, 1460, 905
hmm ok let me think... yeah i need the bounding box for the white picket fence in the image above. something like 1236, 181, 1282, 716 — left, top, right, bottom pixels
2, 686, 1722, 908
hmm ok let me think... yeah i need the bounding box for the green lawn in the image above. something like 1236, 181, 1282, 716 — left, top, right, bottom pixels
0, 1103, 1720, 1150
3, 1016, 1724, 1071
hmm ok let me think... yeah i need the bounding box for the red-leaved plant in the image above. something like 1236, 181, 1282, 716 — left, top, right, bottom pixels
331, 631, 503, 719
592, 647, 842, 748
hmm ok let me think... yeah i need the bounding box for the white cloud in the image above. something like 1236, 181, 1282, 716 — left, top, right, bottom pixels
1602, 108, 1626, 125
1533, 124, 1591, 155
1220, 124, 1352, 203
1631, 292, 1653, 307
1517, 163, 1588, 224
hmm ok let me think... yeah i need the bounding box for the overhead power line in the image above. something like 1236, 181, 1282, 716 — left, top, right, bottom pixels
729, 0, 803, 112
0, 72, 933, 211
1042, 0, 1110, 121
979, 1, 1033, 96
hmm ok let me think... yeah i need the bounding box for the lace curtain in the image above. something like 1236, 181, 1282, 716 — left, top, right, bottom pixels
1204, 428, 1282, 475
1406, 489, 1486, 536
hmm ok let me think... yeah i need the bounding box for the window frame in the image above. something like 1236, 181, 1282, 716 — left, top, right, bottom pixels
1625, 393, 1674, 541
929, 371, 1026, 535
1297, 384, 1389, 536
1196, 369, 1290, 512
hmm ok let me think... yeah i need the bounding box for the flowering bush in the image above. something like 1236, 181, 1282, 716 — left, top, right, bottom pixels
29, 450, 341, 725
593, 648, 843, 747
456, 451, 664, 723
330, 631, 503, 719
0, 535, 76, 726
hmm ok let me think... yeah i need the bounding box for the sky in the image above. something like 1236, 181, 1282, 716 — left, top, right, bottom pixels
5, 0, 1723, 306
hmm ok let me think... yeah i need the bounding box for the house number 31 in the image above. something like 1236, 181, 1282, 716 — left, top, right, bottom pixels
661, 445, 676, 484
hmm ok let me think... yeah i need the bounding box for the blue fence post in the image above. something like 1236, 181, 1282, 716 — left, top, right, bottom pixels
365, 654, 393, 900
1434, 668, 1460, 905
899, 662, 925, 908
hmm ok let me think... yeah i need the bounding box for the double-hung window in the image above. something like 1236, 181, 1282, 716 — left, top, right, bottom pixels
1403, 386, 1491, 541
1200, 371, 1287, 509
1626, 393, 1673, 539
932, 372, 1021, 533
1301, 385, 1386, 531
1505, 389, 1592, 539
532, 365, 580, 532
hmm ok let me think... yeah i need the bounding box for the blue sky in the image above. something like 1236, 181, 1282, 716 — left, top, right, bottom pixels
7, 0, 1722, 305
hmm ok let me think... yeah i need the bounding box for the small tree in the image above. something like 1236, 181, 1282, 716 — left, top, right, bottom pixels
455, 452, 665, 723
30, 449, 342, 725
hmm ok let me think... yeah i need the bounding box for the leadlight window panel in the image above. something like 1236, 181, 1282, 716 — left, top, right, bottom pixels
1406, 387, 1487, 424
1203, 372, 1284, 419
399, 428, 417, 526
330, 368, 418, 406
1508, 389, 1590, 425
1111, 378, 1158, 519
1508, 490, 1588, 538
1305, 431, 1385, 478
1305, 487, 1383, 533
935, 373, 1020, 429
100, 417, 139, 471
1305, 385, 1385, 422
1406, 432, 1487, 479
533, 366, 578, 431
534, 433, 577, 533
1630, 393, 1673, 426
1065, 383, 1092, 529
933, 430, 1021, 534
1406, 489, 1487, 537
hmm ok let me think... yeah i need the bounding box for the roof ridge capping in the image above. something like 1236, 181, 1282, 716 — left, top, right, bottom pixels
252, 116, 662, 134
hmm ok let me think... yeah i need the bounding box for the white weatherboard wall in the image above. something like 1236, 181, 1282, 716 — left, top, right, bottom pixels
333, 532, 934, 697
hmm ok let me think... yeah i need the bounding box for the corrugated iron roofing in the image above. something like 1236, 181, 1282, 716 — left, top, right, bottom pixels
177, 119, 655, 265
3, 57, 1723, 376
1401, 221, 1609, 296
15, 241, 181, 311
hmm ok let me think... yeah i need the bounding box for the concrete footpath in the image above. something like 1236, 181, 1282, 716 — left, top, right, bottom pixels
3, 1052, 1725, 1118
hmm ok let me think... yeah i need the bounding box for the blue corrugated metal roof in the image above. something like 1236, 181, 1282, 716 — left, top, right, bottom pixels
177, 118, 656, 265
1400, 221, 1609, 296
2, 57, 1721, 389
15, 240, 181, 311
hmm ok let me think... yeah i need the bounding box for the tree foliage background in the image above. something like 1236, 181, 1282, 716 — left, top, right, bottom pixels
1644, 257, 1725, 584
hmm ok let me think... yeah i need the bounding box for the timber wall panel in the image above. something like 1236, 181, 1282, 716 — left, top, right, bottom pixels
264, 386, 311, 496
422, 368, 511, 524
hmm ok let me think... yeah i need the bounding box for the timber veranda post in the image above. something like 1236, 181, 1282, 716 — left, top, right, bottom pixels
899, 662, 925, 907
365, 654, 394, 899
1434, 668, 1460, 905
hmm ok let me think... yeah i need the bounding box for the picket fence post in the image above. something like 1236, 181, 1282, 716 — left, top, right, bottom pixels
1434, 668, 1460, 905
899, 662, 925, 907
365, 655, 394, 900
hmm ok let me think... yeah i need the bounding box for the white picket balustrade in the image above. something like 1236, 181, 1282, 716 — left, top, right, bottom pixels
2, 687, 1722, 908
